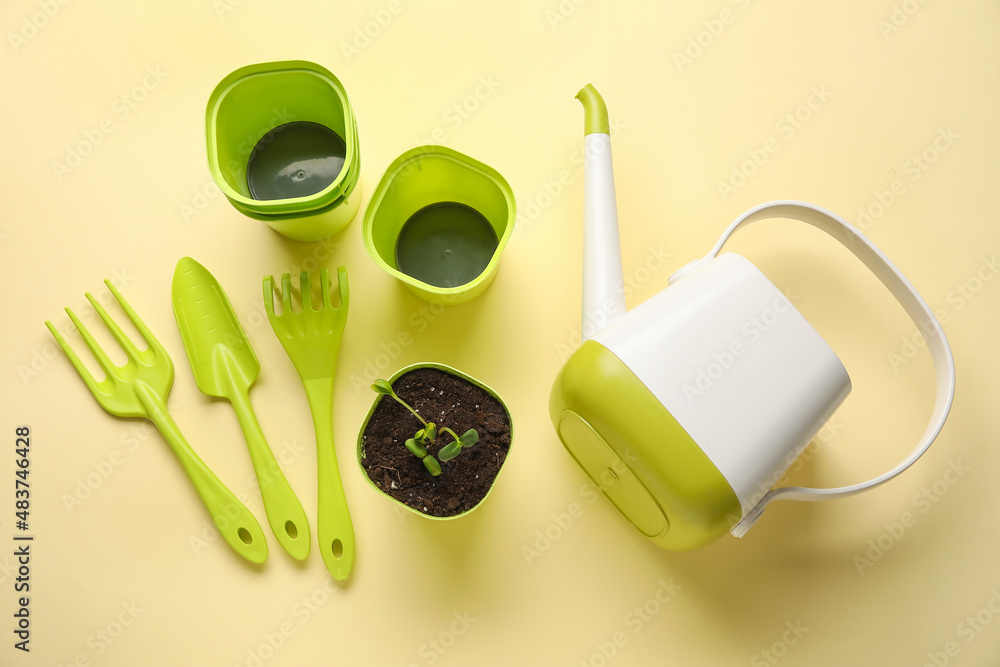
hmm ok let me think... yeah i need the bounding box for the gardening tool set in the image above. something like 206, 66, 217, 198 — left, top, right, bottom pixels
46, 61, 955, 576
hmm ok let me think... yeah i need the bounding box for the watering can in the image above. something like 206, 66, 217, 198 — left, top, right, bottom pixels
549, 85, 956, 550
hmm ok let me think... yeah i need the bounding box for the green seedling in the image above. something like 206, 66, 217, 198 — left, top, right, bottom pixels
371, 379, 480, 477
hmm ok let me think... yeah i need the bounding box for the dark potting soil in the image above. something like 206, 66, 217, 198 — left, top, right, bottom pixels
360, 367, 511, 517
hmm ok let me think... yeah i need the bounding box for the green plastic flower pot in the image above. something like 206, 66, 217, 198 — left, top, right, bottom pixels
357, 363, 513, 520
206, 60, 361, 242
363, 146, 515, 304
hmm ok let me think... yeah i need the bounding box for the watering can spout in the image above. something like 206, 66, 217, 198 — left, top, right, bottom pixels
576, 84, 610, 135
576, 85, 626, 339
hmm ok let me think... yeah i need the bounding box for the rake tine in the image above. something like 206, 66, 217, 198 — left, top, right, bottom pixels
262, 276, 276, 318
65, 306, 117, 377
336, 267, 349, 311
86, 291, 142, 362
281, 273, 293, 314
320, 268, 332, 309
104, 280, 164, 356
300, 271, 312, 311
45, 320, 107, 397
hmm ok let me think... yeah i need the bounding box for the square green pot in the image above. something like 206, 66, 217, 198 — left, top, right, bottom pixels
357, 363, 513, 520
363, 146, 515, 304
206, 60, 361, 241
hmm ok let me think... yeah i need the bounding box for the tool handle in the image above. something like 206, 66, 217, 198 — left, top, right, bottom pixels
305, 379, 355, 581
136, 381, 268, 564
699, 201, 956, 537
231, 386, 311, 560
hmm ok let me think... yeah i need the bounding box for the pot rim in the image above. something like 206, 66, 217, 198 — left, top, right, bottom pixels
206, 59, 360, 214
356, 362, 514, 520
361, 145, 516, 296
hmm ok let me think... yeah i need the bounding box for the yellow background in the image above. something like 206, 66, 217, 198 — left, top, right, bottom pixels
2, 0, 999, 665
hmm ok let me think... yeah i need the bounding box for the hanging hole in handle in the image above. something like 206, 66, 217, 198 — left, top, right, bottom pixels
331, 538, 343, 558
285, 520, 298, 539
238, 527, 253, 545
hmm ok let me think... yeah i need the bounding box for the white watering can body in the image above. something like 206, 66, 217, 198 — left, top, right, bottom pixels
549, 85, 956, 549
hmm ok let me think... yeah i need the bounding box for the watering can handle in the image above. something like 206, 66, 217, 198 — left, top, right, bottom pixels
704, 201, 957, 537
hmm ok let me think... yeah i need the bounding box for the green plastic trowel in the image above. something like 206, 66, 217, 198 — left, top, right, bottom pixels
172, 257, 311, 560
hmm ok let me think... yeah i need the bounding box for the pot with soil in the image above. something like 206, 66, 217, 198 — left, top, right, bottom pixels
358, 364, 513, 519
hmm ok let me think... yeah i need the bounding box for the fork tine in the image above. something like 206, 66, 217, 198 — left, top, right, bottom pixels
300, 271, 312, 311
45, 320, 107, 397
65, 306, 117, 376
104, 280, 164, 355
262, 276, 276, 318
86, 291, 142, 361
336, 267, 349, 311
320, 268, 332, 308
281, 273, 293, 314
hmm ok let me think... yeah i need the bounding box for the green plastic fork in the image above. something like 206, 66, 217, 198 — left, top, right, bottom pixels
264, 267, 354, 581
45, 280, 268, 565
